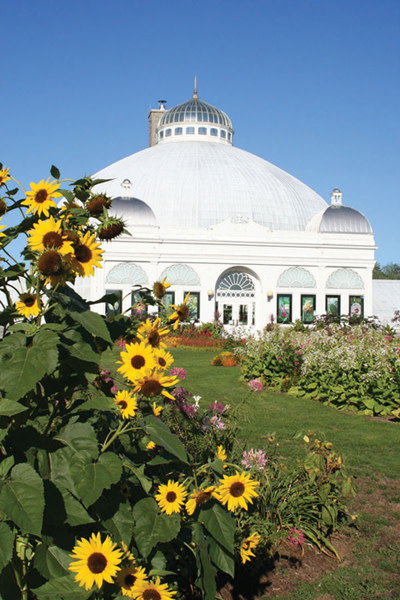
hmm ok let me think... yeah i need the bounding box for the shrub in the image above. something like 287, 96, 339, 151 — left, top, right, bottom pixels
211, 351, 238, 367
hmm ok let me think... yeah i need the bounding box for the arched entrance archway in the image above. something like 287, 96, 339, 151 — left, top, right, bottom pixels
215, 269, 257, 328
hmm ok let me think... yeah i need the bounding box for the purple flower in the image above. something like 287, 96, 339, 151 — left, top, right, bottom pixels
182, 404, 198, 419
209, 402, 225, 414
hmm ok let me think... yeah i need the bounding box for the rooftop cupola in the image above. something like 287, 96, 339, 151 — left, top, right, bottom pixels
331, 187, 343, 206
155, 82, 234, 145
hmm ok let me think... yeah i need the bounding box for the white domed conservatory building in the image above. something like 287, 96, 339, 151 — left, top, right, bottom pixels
76, 87, 376, 330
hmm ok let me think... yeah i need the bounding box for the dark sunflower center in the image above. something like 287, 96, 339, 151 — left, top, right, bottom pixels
87, 552, 107, 574
131, 355, 145, 369
0, 198, 6, 215
148, 330, 160, 347
42, 231, 63, 249
141, 380, 162, 397
177, 305, 189, 320
158, 357, 166, 367
166, 491, 177, 503
38, 251, 63, 276
197, 492, 212, 505
118, 401, 128, 409
23, 296, 36, 307
230, 482, 245, 498
153, 282, 165, 299
143, 590, 161, 600
74, 244, 92, 263
124, 573, 136, 588
35, 189, 48, 204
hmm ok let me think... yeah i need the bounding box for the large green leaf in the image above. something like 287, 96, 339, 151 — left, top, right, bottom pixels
200, 502, 235, 553
104, 502, 134, 545
34, 543, 71, 579
73, 452, 122, 507
191, 521, 217, 600
54, 422, 99, 459
0, 398, 28, 417
0, 463, 44, 535
0, 329, 59, 400
144, 415, 188, 464
53, 483, 94, 526
208, 537, 235, 577
123, 459, 152, 493
32, 575, 91, 599
133, 498, 181, 558
69, 309, 112, 344
0, 523, 14, 573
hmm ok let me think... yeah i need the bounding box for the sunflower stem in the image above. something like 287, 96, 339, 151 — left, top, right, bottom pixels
101, 421, 133, 453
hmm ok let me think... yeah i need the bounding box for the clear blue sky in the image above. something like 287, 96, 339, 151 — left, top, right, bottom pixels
3, 0, 399, 265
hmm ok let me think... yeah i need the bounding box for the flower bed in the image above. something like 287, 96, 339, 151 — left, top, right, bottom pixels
237, 325, 400, 416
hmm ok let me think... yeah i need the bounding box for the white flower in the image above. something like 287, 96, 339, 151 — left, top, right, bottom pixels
193, 395, 201, 407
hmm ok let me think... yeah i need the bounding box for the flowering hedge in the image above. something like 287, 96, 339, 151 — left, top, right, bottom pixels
237, 325, 400, 416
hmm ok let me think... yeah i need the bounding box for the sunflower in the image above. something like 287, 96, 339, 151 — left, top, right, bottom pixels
155, 480, 187, 515
15, 292, 41, 319
0, 218, 6, 238
86, 194, 112, 215
153, 347, 174, 371
132, 577, 176, 600
216, 445, 227, 461
70, 231, 104, 277
240, 532, 261, 564
186, 486, 217, 516
152, 401, 163, 417
137, 318, 169, 349
22, 178, 62, 217
117, 341, 157, 382
27, 216, 74, 255
131, 369, 179, 401
117, 564, 148, 597
153, 277, 171, 300
168, 293, 191, 330
0, 167, 11, 186
146, 441, 156, 450
216, 471, 259, 512
69, 532, 122, 591
113, 390, 138, 419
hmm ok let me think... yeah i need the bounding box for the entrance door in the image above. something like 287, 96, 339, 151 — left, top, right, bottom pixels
221, 301, 254, 327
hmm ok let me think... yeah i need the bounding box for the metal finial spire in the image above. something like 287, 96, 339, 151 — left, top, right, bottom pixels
193, 76, 198, 99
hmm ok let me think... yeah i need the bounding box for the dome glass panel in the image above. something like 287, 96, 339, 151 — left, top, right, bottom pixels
160, 98, 232, 129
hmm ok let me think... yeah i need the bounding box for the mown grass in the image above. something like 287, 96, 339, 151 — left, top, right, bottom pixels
171, 347, 400, 479
170, 347, 400, 599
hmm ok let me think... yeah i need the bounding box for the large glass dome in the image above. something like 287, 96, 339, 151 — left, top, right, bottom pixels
159, 97, 232, 128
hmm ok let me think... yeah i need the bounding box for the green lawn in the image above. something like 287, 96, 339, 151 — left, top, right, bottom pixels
171, 348, 400, 479
170, 347, 400, 599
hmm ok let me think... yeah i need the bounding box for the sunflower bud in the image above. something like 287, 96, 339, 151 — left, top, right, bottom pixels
37, 250, 63, 276
97, 218, 125, 240
0, 198, 7, 216
86, 194, 112, 215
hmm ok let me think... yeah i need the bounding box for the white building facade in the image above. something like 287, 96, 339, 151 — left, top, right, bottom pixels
76, 89, 376, 331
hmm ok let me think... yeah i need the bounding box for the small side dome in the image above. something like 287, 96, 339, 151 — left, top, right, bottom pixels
111, 197, 157, 227
319, 205, 373, 234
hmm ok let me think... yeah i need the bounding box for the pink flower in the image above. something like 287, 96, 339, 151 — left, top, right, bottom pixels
110, 385, 118, 394
210, 415, 226, 430
248, 379, 263, 392
287, 527, 305, 547
170, 367, 187, 379
242, 448, 267, 471
295, 350, 302, 355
